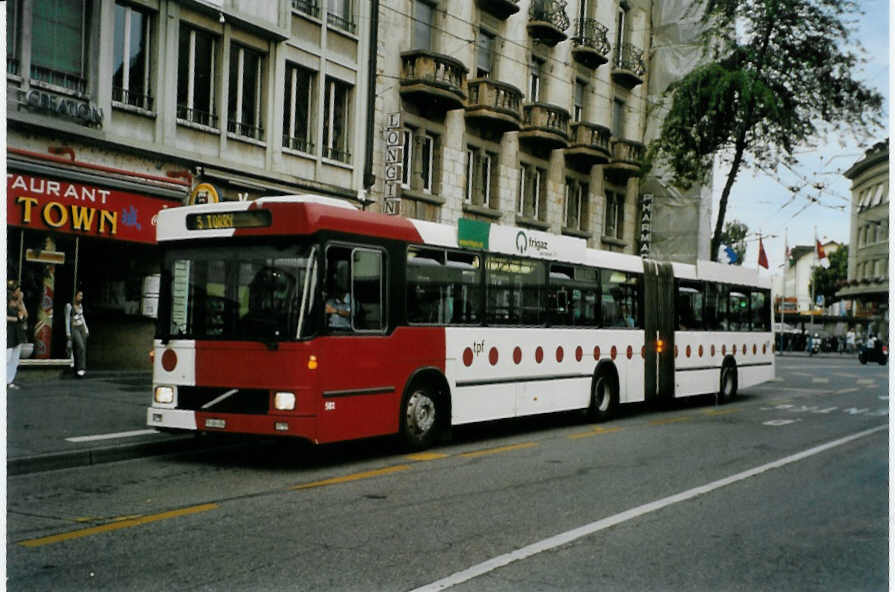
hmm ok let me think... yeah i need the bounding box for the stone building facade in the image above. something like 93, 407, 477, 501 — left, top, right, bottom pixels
836, 138, 889, 339
6, 0, 375, 369
368, 0, 650, 253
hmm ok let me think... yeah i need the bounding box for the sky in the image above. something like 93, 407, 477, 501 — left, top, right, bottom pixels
714, 0, 890, 274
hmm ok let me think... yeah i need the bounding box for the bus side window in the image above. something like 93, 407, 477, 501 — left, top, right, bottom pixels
729, 289, 749, 331
352, 249, 385, 331
601, 270, 638, 328
446, 251, 481, 324
704, 283, 725, 331
676, 281, 704, 330
750, 289, 770, 331
407, 247, 447, 324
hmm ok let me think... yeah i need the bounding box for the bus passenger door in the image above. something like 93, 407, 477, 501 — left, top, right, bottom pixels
642, 261, 675, 403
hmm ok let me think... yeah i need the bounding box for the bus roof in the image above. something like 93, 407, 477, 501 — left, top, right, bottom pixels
156, 196, 770, 288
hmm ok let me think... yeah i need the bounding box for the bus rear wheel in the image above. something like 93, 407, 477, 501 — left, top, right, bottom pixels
719, 365, 738, 404
588, 374, 617, 422
401, 384, 440, 450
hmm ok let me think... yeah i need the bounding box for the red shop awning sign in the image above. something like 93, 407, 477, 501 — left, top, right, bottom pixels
7, 173, 181, 244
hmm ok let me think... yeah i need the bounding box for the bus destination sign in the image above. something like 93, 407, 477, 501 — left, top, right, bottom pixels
186, 210, 271, 230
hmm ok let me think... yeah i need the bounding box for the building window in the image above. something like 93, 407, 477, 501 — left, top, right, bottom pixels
113, 3, 152, 110
476, 29, 495, 78
565, 180, 588, 231
7, 0, 21, 75
412, 0, 434, 50
466, 147, 497, 207
612, 98, 625, 138
614, 5, 627, 68
529, 56, 544, 102
573, 80, 585, 122
604, 190, 624, 239
177, 25, 218, 128
404, 129, 436, 193
283, 63, 314, 153
327, 0, 355, 33
31, 0, 89, 93
228, 44, 265, 140
518, 163, 546, 220
323, 77, 351, 163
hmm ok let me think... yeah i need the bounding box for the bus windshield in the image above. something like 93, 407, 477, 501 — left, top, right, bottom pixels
160, 241, 317, 341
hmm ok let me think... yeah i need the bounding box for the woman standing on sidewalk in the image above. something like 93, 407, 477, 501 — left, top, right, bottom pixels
7, 281, 28, 389
65, 289, 89, 377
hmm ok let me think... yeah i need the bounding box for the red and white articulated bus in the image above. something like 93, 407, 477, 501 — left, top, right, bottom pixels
147, 195, 774, 449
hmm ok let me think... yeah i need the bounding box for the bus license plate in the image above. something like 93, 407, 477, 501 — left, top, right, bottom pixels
205, 418, 226, 429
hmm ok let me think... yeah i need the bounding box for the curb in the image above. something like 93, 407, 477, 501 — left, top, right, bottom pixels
7, 434, 252, 476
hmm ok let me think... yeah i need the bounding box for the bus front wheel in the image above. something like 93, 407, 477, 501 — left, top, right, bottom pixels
588, 374, 617, 422
401, 384, 440, 450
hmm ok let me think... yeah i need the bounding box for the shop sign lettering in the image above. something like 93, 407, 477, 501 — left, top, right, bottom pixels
16, 89, 104, 126
7, 173, 180, 244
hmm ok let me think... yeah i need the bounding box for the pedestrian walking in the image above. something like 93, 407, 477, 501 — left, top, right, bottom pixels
6, 280, 28, 389
65, 289, 89, 377
846, 328, 856, 354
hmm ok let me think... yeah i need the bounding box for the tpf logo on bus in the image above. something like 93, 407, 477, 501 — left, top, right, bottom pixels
515, 231, 548, 255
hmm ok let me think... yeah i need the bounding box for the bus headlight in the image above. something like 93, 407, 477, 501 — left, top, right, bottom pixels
154, 386, 175, 404
274, 391, 296, 411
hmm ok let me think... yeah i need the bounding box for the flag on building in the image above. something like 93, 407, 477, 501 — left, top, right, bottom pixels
719, 244, 739, 264
816, 239, 830, 268
758, 238, 769, 269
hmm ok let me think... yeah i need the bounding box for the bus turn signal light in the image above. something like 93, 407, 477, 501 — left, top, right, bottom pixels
308, 355, 318, 370
656, 339, 665, 353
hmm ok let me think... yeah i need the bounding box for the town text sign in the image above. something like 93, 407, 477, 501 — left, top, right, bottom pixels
7, 173, 179, 244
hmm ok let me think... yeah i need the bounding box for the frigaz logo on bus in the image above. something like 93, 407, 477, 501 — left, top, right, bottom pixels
515, 231, 549, 255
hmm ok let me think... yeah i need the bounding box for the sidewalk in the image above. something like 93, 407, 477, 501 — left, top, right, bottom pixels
6, 371, 222, 475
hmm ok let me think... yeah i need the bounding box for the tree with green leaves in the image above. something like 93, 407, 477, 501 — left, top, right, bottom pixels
718, 220, 749, 265
649, 0, 883, 262
812, 244, 848, 303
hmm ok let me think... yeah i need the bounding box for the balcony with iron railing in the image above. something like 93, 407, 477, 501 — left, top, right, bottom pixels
527, 0, 569, 47
400, 50, 468, 112
30, 64, 87, 94
327, 11, 356, 34
176, 105, 219, 129
113, 87, 154, 112
571, 18, 611, 69
228, 120, 265, 142
465, 79, 524, 133
292, 0, 320, 18
476, 0, 519, 20
283, 134, 314, 154
323, 145, 351, 164
565, 121, 611, 169
605, 138, 645, 176
519, 102, 570, 149
611, 42, 646, 88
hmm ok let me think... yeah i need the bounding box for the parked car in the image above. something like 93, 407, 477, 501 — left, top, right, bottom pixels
858, 338, 888, 365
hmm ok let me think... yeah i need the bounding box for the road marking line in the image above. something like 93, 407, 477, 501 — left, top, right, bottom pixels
702, 408, 740, 416
65, 429, 159, 442
649, 416, 691, 426
409, 424, 887, 592
811, 378, 830, 384
836, 387, 860, 394
857, 379, 876, 385
460, 442, 537, 458
407, 452, 449, 462
569, 426, 622, 439
292, 465, 411, 490
19, 504, 218, 548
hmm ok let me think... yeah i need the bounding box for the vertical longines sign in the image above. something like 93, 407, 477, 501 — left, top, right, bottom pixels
383, 112, 402, 215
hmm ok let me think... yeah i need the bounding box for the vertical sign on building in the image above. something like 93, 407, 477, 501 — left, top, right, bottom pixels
639, 193, 653, 258
383, 112, 402, 215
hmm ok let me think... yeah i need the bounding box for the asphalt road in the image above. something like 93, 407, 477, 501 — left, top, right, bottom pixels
7, 356, 889, 591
